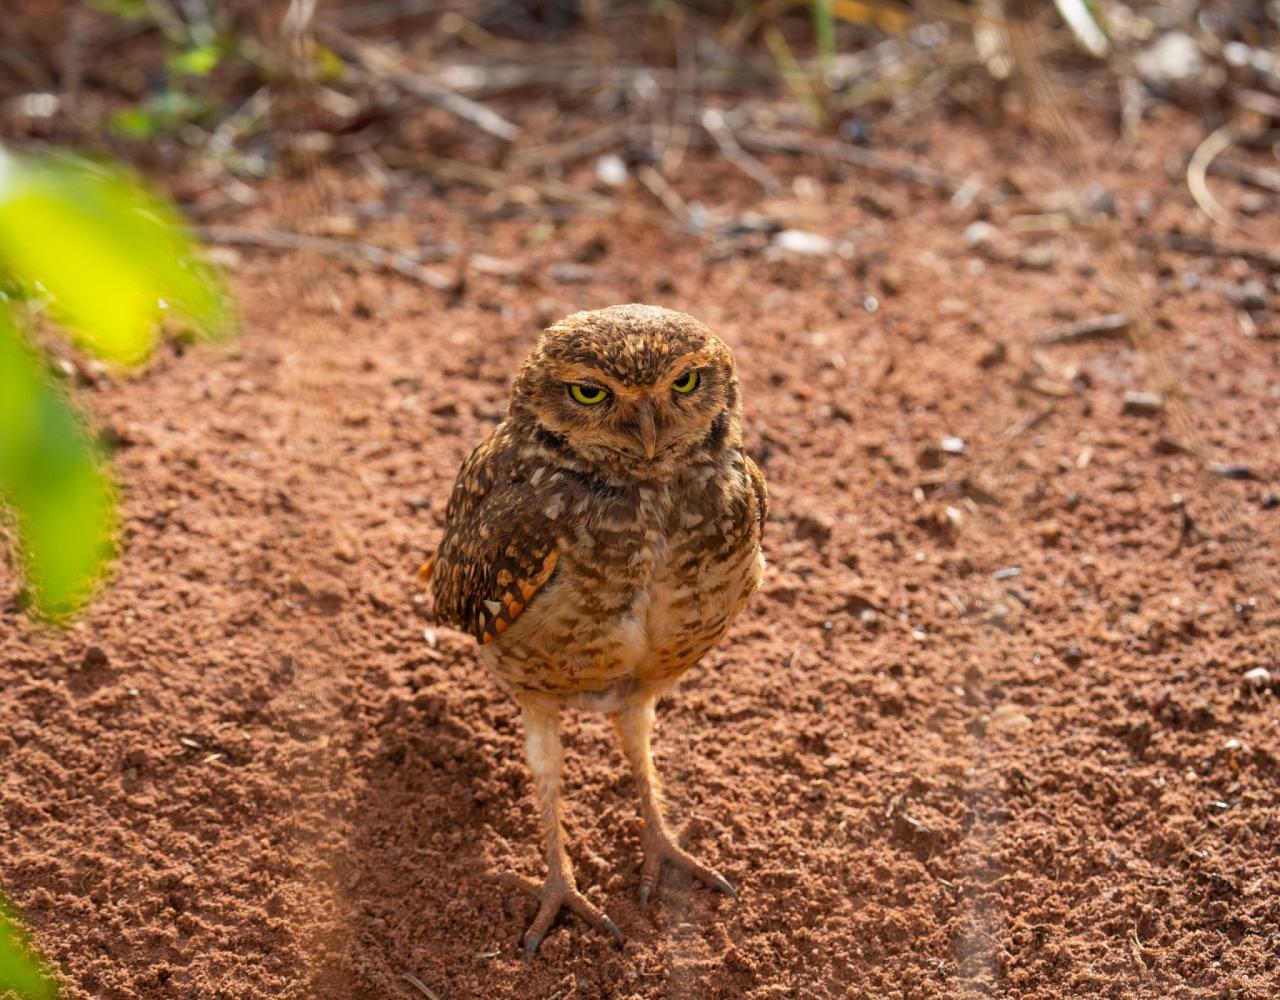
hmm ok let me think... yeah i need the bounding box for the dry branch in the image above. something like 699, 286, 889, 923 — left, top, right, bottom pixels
734, 128, 962, 194
1156, 233, 1280, 271
318, 25, 520, 142
1187, 125, 1233, 221
194, 225, 455, 290
701, 109, 781, 193
1037, 313, 1131, 345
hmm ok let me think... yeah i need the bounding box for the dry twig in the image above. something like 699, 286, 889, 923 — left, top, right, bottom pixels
194, 225, 455, 290
1155, 233, 1280, 272
390, 152, 611, 209
1037, 313, 1131, 345
701, 109, 781, 193
636, 165, 694, 227
1187, 125, 1234, 222
735, 128, 962, 194
317, 25, 520, 142
400, 973, 442, 1000
508, 122, 641, 171
1208, 158, 1280, 195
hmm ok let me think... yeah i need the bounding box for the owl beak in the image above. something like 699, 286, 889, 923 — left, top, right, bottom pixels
635, 398, 658, 459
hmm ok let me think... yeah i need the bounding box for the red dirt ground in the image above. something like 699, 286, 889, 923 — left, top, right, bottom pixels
2, 105, 1279, 999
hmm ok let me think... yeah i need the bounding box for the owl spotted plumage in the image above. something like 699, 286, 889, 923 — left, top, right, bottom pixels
429, 304, 767, 955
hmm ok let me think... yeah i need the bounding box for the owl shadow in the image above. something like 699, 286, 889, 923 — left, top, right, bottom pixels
330, 677, 533, 975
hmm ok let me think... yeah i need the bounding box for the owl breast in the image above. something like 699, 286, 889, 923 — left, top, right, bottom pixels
481, 461, 764, 708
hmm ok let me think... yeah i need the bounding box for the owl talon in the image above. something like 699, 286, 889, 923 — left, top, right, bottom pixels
638, 831, 737, 908
506, 872, 623, 956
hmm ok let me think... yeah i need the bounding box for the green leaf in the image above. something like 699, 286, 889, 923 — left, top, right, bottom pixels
0, 151, 231, 366
168, 42, 223, 78
311, 44, 347, 83
813, 0, 836, 72
108, 92, 213, 140
107, 106, 158, 139
89, 0, 146, 20
0, 897, 57, 999
0, 307, 115, 620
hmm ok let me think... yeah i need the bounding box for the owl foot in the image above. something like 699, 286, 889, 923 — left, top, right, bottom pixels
501, 872, 624, 956
638, 829, 738, 909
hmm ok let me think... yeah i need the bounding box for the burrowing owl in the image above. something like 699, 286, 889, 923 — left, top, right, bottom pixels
427, 304, 767, 955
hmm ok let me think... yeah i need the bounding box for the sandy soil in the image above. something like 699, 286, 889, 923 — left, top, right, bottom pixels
2, 105, 1279, 999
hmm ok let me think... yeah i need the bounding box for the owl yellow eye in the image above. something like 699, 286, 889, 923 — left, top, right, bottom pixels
569, 383, 609, 405
672, 370, 700, 394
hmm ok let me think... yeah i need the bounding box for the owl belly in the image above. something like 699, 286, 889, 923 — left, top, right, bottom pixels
484, 539, 764, 708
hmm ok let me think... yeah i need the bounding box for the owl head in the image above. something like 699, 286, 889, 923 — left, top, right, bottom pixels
510, 304, 742, 481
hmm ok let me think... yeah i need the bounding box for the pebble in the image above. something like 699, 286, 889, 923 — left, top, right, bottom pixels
1210, 463, 1256, 481
1016, 244, 1058, 271
549, 263, 595, 284
1081, 183, 1117, 216
595, 154, 627, 187
1242, 666, 1271, 689
940, 436, 966, 454
1238, 192, 1271, 217
963, 221, 999, 255
992, 704, 1032, 731
772, 230, 835, 256
1223, 280, 1268, 311
985, 602, 1011, 626
979, 340, 1008, 368
1122, 390, 1164, 416
1135, 32, 1204, 87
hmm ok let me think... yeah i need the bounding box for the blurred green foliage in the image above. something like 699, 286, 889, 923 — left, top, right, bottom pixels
0, 147, 228, 996
0, 151, 228, 619
0, 154, 228, 366
0, 310, 114, 624
0, 900, 55, 998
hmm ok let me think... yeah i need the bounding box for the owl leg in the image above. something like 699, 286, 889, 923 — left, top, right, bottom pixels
508, 704, 623, 957
612, 698, 737, 909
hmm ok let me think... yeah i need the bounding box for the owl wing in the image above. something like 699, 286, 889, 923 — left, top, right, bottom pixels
745, 454, 768, 536
428, 424, 562, 645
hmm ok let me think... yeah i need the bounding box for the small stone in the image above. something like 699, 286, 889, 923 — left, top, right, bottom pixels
1123, 390, 1165, 416
1135, 32, 1204, 87
979, 341, 1008, 369
878, 265, 904, 296
595, 154, 627, 187
964, 221, 999, 254
82, 646, 109, 669
1223, 280, 1267, 311
772, 230, 835, 256
549, 263, 595, 285
1081, 183, 1117, 216
1211, 463, 1256, 481
917, 443, 944, 470
991, 703, 1032, 731
985, 602, 1011, 626
940, 436, 966, 455
1242, 666, 1271, 689
1016, 244, 1057, 271
1238, 192, 1270, 217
